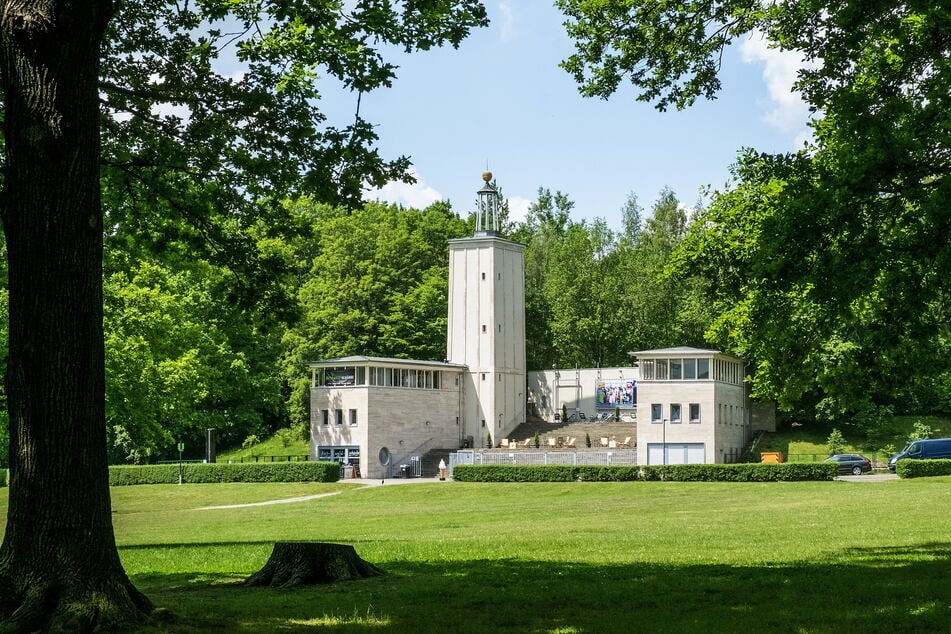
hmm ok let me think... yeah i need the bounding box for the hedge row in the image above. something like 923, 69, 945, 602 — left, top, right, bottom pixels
109, 461, 340, 486
895, 459, 951, 479
452, 462, 838, 482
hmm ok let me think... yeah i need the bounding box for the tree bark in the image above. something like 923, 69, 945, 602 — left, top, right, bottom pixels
244, 542, 385, 588
0, 1, 152, 630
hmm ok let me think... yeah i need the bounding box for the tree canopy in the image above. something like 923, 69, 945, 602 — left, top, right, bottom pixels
558, 0, 951, 422
0, 1, 488, 629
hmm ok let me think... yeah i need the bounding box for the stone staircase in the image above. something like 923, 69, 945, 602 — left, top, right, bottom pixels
502, 419, 638, 449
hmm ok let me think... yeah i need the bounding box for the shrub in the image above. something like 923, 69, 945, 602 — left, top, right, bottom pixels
109, 461, 340, 486
242, 434, 260, 449
452, 462, 837, 483
895, 459, 951, 479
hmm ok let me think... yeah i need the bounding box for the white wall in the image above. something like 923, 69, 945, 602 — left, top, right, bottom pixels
528, 367, 639, 421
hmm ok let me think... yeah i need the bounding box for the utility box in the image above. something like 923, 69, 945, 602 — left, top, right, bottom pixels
760, 452, 785, 463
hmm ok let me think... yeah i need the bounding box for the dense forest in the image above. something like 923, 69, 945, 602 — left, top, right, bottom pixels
3, 175, 947, 464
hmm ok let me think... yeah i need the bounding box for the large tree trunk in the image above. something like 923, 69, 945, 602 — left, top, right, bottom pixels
0, 1, 152, 630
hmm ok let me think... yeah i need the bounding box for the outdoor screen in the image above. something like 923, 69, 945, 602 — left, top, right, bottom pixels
595, 380, 636, 409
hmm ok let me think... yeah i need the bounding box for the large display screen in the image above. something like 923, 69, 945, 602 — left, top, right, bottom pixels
595, 380, 636, 409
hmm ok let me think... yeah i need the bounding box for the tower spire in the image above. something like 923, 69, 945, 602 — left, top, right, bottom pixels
475, 171, 501, 236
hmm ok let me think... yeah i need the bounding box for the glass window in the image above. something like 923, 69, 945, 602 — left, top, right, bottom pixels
670, 360, 682, 380
697, 359, 710, 380
641, 360, 654, 380
433, 371, 441, 389
655, 360, 668, 380
334, 409, 343, 425
689, 403, 701, 423
320, 410, 329, 426
671, 403, 682, 423
684, 359, 696, 380
355, 367, 365, 385
651, 403, 662, 423
349, 409, 358, 426
317, 447, 331, 461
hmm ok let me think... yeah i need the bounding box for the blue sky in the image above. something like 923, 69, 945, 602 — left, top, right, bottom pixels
350, 2, 812, 229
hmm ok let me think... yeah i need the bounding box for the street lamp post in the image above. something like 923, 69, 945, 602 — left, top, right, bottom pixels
662, 419, 667, 465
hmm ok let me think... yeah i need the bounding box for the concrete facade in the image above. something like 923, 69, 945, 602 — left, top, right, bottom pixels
446, 234, 526, 447
632, 347, 751, 464
309, 357, 466, 479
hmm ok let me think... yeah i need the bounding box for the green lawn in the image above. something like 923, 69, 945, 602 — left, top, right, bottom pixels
3, 478, 950, 632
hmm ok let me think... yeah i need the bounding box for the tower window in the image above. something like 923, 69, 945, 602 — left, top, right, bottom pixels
482, 272, 486, 280
482, 324, 486, 333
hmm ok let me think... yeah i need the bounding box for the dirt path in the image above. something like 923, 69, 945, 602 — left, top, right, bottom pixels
195, 477, 443, 510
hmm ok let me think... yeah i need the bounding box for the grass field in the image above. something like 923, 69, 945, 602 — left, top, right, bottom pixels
3, 477, 950, 632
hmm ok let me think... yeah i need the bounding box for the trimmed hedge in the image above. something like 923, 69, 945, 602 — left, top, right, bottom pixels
0, 469, 6, 487
452, 462, 838, 483
895, 458, 951, 479
109, 461, 340, 486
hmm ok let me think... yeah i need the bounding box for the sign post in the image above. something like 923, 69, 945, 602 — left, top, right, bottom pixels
177, 442, 185, 485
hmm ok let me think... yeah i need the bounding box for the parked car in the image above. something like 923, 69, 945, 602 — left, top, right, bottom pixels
825, 453, 873, 475
887, 438, 951, 471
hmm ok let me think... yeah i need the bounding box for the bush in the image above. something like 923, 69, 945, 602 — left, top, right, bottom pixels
895, 459, 951, 479
109, 461, 340, 486
0, 469, 6, 487
452, 462, 837, 483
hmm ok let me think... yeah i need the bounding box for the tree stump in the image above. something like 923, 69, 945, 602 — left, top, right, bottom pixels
244, 542, 384, 587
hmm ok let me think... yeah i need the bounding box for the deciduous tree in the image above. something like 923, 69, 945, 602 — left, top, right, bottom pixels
0, 1, 487, 628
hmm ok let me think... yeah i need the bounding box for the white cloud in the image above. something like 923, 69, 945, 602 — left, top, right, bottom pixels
507, 196, 532, 224
740, 30, 816, 147
498, 2, 515, 42
366, 169, 443, 209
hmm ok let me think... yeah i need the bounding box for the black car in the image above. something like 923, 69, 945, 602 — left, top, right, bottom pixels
825, 453, 873, 475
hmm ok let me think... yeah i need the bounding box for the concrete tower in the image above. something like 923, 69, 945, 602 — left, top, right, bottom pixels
447, 173, 526, 447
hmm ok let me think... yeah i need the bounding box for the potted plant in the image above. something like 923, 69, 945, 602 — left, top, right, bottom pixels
533, 432, 540, 448
486, 433, 493, 448
585, 432, 592, 448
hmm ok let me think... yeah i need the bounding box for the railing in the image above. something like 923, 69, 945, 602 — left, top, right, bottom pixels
448, 449, 638, 477
386, 437, 436, 478
786, 452, 891, 467
226, 455, 310, 463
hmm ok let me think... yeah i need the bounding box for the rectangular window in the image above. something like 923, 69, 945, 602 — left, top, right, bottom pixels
684, 359, 696, 380
384, 367, 393, 386
670, 360, 682, 380
697, 359, 710, 380
349, 409, 358, 426
641, 360, 654, 380
689, 403, 701, 423
433, 372, 441, 389
670, 403, 682, 423
334, 409, 343, 426
355, 367, 366, 385
651, 403, 662, 423
321, 410, 329, 426
655, 360, 669, 380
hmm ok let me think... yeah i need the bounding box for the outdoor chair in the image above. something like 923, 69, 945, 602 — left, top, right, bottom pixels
500, 438, 510, 448
521, 437, 533, 448
547, 437, 557, 448
565, 437, 577, 448
618, 436, 632, 448
599, 437, 609, 448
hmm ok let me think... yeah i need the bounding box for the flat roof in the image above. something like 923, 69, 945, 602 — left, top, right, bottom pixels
628, 346, 744, 362
308, 355, 468, 370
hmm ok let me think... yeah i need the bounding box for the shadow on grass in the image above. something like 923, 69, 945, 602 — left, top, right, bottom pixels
131, 542, 951, 633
